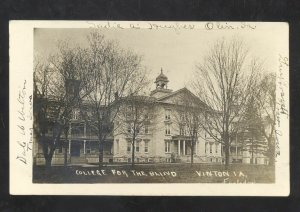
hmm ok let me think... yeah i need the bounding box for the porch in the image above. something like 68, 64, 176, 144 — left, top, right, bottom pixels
35, 139, 114, 165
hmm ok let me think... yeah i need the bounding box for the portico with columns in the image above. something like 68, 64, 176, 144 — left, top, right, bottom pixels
168, 136, 208, 163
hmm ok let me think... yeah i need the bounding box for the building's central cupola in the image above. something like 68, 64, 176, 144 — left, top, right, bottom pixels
155, 68, 169, 89
150, 68, 172, 98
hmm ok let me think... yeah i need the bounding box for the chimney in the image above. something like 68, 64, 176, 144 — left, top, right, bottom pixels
114, 91, 119, 100
65, 79, 80, 101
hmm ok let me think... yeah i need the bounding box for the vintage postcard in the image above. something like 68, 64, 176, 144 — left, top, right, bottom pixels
9, 21, 289, 195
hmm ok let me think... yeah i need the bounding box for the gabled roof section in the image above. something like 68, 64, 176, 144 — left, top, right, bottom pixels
156, 87, 208, 108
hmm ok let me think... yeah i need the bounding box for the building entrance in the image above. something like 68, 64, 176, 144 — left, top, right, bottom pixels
71, 142, 81, 157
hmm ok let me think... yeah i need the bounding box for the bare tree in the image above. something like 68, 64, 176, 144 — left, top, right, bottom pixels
34, 61, 55, 169
115, 95, 156, 167
34, 42, 91, 168
173, 91, 205, 166
79, 30, 149, 166
192, 38, 259, 169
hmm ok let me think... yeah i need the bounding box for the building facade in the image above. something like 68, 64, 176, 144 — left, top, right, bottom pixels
34, 70, 269, 165
112, 69, 222, 163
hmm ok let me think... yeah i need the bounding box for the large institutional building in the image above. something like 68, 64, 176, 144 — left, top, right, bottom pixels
34, 70, 269, 166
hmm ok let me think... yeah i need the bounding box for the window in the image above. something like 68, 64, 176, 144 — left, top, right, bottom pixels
127, 141, 131, 152
126, 113, 131, 119
145, 126, 149, 134
136, 141, 140, 152
86, 141, 91, 154
73, 109, 80, 120
205, 143, 207, 153
210, 144, 213, 153
144, 141, 149, 153
165, 140, 171, 153
180, 112, 185, 121
165, 109, 171, 120
116, 139, 119, 154
180, 126, 185, 135
57, 145, 62, 154
165, 124, 171, 135
264, 158, 268, 165
71, 123, 85, 137
110, 145, 113, 154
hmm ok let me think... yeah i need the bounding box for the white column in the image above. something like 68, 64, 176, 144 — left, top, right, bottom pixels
68, 140, 71, 154
183, 140, 186, 155
196, 141, 198, 155
69, 123, 72, 137
84, 140, 86, 154
178, 140, 181, 155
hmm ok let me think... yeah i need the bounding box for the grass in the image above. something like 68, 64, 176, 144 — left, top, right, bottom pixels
33, 163, 275, 184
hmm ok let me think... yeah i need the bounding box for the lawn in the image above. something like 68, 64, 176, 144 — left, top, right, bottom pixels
33, 163, 275, 184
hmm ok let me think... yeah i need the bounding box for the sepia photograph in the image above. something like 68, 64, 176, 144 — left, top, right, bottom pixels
10, 21, 289, 195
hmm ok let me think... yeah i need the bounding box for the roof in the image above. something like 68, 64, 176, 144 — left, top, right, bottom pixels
112, 95, 157, 107
156, 87, 212, 110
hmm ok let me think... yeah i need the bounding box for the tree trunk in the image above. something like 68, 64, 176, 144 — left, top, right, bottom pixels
98, 141, 104, 167
131, 139, 135, 168
190, 140, 194, 167
64, 130, 68, 167
267, 138, 275, 166
224, 145, 230, 170
223, 131, 230, 170
64, 141, 68, 167
268, 154, 275, 166
45, 156, 52, 170
251, 139, 254, 164
251, 131, 254, 164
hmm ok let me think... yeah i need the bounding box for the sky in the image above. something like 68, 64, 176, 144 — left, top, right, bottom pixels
34, 22, 287, 92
